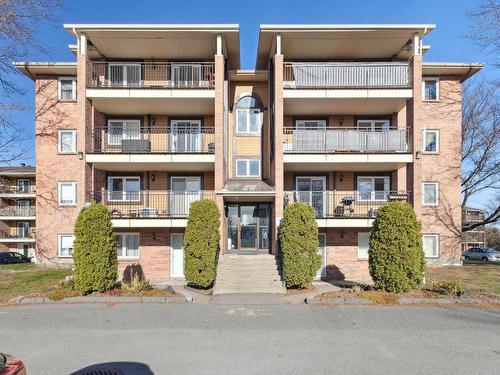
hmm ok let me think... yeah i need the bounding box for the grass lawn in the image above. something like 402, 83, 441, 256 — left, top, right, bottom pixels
426, 262, 500, 295
0, 263, 72, 304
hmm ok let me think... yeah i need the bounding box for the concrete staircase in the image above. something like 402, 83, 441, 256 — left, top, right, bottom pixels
213, 254, 286, 295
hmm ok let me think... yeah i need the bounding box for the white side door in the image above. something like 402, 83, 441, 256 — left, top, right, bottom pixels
171, 233, 184, 278
316, 234, 327, 278
170, 120, 202, 152
170, 177, 201, 216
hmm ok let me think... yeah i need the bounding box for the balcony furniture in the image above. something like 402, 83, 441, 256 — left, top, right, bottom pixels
208, 143, 215, 153
110, 209, 123, 218
122, 139, 151, 153
387, 192, 408, 201
126, 209, 138, 218
340, 196, 355, 216
368, 208, 377, 218
138, 208, 158, 218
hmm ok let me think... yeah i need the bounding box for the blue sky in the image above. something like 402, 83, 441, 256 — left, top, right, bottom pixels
10, 0, 496, 207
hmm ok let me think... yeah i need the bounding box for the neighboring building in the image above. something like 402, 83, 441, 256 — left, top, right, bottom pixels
0, 165, 36, 258
15, 23, 481, 283
462, 206, 486, 251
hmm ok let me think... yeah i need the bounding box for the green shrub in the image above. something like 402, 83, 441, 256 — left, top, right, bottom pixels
279, 202, 321, 288
121, 274, 153, 293
369, 201, 425, 293
184, 199, 220, 288
73, 203, 118, 294
428, 278, 464, 296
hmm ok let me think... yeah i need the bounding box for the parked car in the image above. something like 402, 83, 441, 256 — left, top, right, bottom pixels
462, 247, 500, 262
0, 252, 31, 264
0, 352, 26, 374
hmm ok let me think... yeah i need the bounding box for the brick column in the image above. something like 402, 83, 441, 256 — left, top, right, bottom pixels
273, 54, 284, 255
214, 54, 226, 253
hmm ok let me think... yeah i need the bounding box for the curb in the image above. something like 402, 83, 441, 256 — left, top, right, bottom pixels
305, 296, 372, 305
9, 295, 189, 305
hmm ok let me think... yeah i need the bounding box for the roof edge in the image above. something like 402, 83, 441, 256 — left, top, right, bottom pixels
64, 23, 240, 32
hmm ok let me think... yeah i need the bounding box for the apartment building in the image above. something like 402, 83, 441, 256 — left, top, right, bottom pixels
0, 166, 36, 258
15, 23, 481, 283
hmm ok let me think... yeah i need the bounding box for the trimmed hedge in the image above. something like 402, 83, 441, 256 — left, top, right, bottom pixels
184, 199, 220, 288
279, 202, 321, 288
368, 201, 425, 292
73, 203, 118, 294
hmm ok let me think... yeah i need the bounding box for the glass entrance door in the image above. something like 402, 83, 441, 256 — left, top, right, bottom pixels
227, 203, 270, 253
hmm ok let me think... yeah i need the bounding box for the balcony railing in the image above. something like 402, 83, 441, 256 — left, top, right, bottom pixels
283, 62, 410, 89
0, 185, 36, 194
88, 61, 215, 89
89, 191, 215, 218
0, 207, 35, 217
91, 126, 216, 154
0, 228, 36, 240
283, 127, 408, 153
284, 191, 409, 219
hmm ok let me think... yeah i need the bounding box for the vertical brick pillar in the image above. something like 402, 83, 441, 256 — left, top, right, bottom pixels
273, 54, 284, 255
214, 54, 226, 253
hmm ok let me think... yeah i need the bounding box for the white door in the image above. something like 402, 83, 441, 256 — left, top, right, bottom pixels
171, 233, 184, 278
170, 177, 201, 216
296, 176, 327, 217
316, 234, 327, 278
170, 120, 202, 152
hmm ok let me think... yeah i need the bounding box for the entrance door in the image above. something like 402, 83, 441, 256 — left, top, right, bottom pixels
17, 200, 30, 216
170, 120, 202, 152
170, 233, 184, 278
17, 243, 29, 257
316, 234, 327, 278
240, 205, 258, 250
170, 177, 201, 216
226, 203, 271, 253
17, 179, 31, 194
296, 176, 326, 217
17, 221, 29, 238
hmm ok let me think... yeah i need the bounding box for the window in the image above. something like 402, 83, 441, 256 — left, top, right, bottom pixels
116, 233, 140, 258
108, 64, 141, 87
357, 176, 390, 201
236, 159, 260, 177
235, 94, 263, 134
58, 234, 75, 257
422, 182, 439, 205
295, 119, 327, 129
356, 119, 390, 131
107, 177, 140, 201
58, 77, 76, 100
358, 232, 370, 260
170, 119, 202, 152
58, 130, 77, 153
423, 234, 439, 258
422, 77, 439, 100
17, 179, 31, 193
422, 129, 439, 153
58, 182, 77, 205
107, 120, 141, 145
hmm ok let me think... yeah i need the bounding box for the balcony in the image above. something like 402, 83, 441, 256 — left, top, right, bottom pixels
86, 61, 216, 115
0, 228, 36, 242
0, 207, 36, 219
284, 190, 408, 227
89, 190, 215, 227
87, 127, 216, 171
0, 185, 36, 197
283, 62, 410, 89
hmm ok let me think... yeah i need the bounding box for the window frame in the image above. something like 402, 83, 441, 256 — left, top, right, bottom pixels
58, 234, 75, 258
235, 159, 261, 178
107, 176, 141, 202
422, 77, 439, 101
356, 119, 390, 132
357, 232, 370, 260
236, 108, 262, 135
107, 119, 142, 146
422, 182, 439, 206
356, 176, 390, 202
422, 234, 440, 258
422, 129, 440, 154
116, 232, 140, 259
58, 181, 77, 206
295, 119, 327, 129
58, 129, 77, 153
58, 76, 77, 101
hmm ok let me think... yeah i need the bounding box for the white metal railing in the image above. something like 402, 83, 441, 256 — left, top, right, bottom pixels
0, 207, 35, 217
0, 185, 35, 194
283, 62, 409, 89
283, 127, 408, 153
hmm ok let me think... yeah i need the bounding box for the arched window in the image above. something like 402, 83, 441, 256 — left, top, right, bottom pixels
235, 94, 263, 135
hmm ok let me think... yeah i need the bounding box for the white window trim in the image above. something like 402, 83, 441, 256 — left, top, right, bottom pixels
356, 176, 390, 202
295, 119, 327, 129
108, 63, 142, 87
107, 119, 141, 146
356, 119, 390, 131
422, 129, 440, 154
357, 232, 370, 260
422, 182, 439, 206
58, 234, 75, 258
107, 176, 141, 202
422, 234, 440, 258
235, 159, 261, 178
116, 232, 140, 259
236, 108, 262, 135
58, 76, 77, 101
58, 181, 77, 206
422, 77, 439, 101
58, 129, 77, 153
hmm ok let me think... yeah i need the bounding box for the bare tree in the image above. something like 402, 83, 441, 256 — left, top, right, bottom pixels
0, 0, 63, 164
467, 0, 500, 69
461, 81, 500, 231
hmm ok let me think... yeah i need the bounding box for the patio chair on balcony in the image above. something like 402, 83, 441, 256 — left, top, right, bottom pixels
340, 196, 355, 217
138, 208, 158, 218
